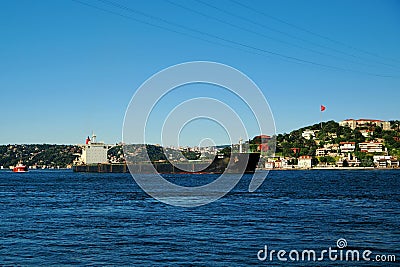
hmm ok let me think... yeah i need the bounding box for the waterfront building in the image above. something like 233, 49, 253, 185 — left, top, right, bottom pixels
373, 156, 398, 168
373, 155, 392, 162
390, 159, 399, 168
265, 162, 274, 169
298, 155, 312, 169
337, 158, 361, 167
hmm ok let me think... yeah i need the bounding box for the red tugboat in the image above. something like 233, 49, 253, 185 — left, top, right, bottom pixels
13, 163, 28, 173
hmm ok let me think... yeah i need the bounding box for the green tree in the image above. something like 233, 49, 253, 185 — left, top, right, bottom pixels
220, 146, 231, 156
182, 151, 200, 160
374, 126, 383, 138
342, 159, 349, 167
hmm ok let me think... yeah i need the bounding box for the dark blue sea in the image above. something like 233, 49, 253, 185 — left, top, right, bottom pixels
0, 170, 399, 266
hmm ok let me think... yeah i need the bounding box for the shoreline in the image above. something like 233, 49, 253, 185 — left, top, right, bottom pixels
1, 167, 399, 172
261, 166, 399, 171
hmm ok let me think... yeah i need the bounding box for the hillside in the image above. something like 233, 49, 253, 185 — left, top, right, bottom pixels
274, 120, 400, 167
0, 144, 80, 168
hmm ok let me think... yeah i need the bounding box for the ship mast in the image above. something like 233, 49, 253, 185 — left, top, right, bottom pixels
92, 131, 97, 143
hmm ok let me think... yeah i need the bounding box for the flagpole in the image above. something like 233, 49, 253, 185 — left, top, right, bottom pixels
320, 111, 322, 129
320, 105, 326, 130
320, 105, 322, 130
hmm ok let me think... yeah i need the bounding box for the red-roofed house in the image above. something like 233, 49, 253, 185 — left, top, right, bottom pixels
254, 135, 271, 152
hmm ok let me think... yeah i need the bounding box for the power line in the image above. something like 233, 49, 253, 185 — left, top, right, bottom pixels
96, 0, 373, 73
71, 0, 269, 57
165, 0, 386, 69
72, 0, 398, 78
229, 0, 400, 65
197, 0, 400, 70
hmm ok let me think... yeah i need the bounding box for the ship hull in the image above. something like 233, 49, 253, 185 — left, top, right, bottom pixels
73, 153, 260, 174
13, 165, 28, 173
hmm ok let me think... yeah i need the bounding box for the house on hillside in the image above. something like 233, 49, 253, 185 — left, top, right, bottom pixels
358, 142, 383, 153
316, 148, 330, 157
339, 119, 391, 131
302, 129, 318, 140
339, 142, 356, 153
360, 129, 374, 138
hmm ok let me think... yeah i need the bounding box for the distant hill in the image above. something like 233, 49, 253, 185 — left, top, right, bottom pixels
1, 120, 399, 168
0, 144, 80, 168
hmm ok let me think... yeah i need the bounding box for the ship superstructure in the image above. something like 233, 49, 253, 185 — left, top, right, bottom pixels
74, 133, 113, 165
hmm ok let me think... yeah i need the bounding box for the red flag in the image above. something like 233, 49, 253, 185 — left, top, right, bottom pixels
85, 136, 90, 144
320, 105, 326, 112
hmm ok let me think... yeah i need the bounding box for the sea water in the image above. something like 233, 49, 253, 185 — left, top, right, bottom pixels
0, 170, 399, 266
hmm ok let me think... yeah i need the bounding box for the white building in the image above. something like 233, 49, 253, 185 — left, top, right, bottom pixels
360, 129, 374, 138
339, 142, 356, 153
265, 162, 274, 169
375, 156, 399, 168
337, 158, 361, 167
316, 148, 330, 157
281, 158, 289, 169
75, 133, 113, 165
298, 155, 312, 169
339, 119, 391, 131
302, 129, 317, 140
373, 155, 391, 163
359, 142, 383, 153
317, 144, 339, 157
265, 157, 283, 169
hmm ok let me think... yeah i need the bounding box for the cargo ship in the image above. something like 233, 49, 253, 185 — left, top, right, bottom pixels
72, 134, 260, 174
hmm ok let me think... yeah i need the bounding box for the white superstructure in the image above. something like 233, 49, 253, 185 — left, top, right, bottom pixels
74, 133, 113, 165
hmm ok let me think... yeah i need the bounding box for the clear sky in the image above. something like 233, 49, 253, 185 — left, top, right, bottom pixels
1, 0, 399, 145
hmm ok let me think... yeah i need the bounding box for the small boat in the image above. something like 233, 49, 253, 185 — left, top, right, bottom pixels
13, 163, 28, 173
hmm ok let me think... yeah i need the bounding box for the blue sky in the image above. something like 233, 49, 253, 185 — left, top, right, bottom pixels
1, 0, 399, 145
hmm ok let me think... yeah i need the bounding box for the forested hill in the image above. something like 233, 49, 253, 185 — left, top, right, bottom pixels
0, 144, 80, 168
